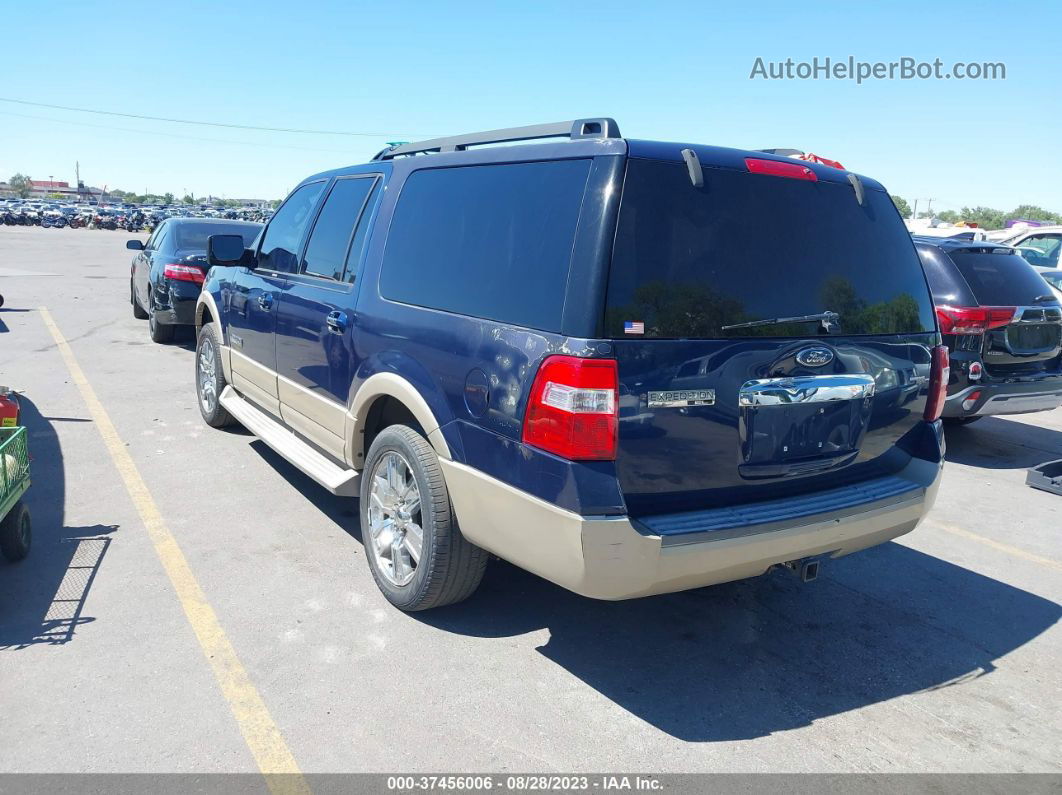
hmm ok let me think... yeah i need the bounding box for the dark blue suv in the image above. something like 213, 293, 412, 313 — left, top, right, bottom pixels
193, 118, 947, 611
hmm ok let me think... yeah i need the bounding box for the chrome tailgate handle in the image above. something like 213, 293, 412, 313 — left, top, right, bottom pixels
739, 374, 876, 407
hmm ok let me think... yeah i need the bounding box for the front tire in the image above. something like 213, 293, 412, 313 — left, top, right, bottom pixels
0, 501, 31, 562
361, 425, 487, 611
196, 322, 234, 428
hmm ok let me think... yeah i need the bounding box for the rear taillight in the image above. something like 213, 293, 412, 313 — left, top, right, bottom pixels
522, 355, 618, 461
924, 345, 950, 422
935, 305, 1016, 335
745, 157, 818, 181
163, 263, 205, 285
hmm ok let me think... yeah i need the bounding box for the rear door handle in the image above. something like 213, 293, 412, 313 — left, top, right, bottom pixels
326, 310, 348, 333
257, 293, 274, 310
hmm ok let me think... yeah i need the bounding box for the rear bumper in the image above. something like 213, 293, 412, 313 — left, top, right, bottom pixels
943, 377, 1062, 417
441, 456, 942, 601
152, 281, 200, 326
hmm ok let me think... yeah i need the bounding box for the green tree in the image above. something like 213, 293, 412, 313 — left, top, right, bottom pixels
936, 210, 960, 224
182, 193, 195, 205
162, 192, 175, 205
1008, 205, 1061, 224
8, 173, 31, 199
959, 206, 1006, 230
890, 195, 912, 219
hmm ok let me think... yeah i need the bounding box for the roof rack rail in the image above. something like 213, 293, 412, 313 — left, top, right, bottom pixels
371, 118, 621, 161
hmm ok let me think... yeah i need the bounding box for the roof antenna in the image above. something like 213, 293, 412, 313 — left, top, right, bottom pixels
681, 148, 704, 188
847, 173, 865, 206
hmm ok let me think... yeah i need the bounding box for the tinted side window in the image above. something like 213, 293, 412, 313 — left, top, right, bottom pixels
259, 182, 326, 273
380, 160, 592, 331
343, 180, 381, 283
152, 225, 170, 253
145, 222, 166, 250
302, 177, 377, 281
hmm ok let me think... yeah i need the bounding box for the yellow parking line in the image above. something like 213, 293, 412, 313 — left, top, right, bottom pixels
934, 520, 1062, 572
40, 308, 308, 795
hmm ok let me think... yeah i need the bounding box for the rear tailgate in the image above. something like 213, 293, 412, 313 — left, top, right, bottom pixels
605, 156, 939, 516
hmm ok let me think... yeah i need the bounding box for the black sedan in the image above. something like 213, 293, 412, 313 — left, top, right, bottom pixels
128, 218, 262, 343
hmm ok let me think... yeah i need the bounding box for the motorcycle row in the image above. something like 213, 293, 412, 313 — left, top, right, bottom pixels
1, 208, 149, 231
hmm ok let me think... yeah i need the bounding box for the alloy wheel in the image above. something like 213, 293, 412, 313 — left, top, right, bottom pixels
367, 451, 424, 587
197, 339, 218, 414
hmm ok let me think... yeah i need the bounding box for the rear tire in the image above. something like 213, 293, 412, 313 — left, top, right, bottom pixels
148, 300, 175, 343
361, 425, 487, 611
0, 501, 31, 562
196, 322, 234, 428
131, 281, 148, 319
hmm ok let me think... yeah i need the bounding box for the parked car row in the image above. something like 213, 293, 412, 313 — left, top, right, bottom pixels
117, 118, 1062, 614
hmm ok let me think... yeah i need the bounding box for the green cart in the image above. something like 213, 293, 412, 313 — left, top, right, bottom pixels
0, 425, 31, 562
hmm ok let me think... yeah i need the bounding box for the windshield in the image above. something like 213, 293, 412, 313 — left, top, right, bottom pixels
605, 159, 936, 338
174, 222, 260, 251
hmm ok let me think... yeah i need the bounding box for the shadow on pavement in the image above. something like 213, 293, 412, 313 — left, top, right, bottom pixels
0, 396, 117, 649
0, 307, 32, 334
246, 434, 1060, 742
419, 543, 1060, 741
944, 415, 1062, 469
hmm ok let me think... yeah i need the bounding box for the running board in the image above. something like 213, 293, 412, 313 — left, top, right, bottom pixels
219, 386, 360, 497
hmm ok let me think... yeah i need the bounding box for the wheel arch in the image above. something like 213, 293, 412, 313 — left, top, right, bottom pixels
195, 291, 221, 335
195, 291, 231, 383
347, 373, 452, 469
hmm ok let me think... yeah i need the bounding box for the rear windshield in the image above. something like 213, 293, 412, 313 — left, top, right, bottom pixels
605, 159, 935, 338
175, 222, 260, 251
947, 250, 1060, 306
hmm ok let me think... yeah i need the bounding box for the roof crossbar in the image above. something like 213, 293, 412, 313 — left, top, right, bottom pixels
371, 118, 621, 161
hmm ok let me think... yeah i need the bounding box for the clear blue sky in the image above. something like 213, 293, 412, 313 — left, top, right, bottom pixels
3, 0, 1059, 212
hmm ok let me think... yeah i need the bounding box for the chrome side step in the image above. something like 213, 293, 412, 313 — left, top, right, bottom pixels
219, 386, 360, 497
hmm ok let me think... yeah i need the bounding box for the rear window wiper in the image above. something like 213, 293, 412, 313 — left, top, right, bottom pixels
722, 310, 841, 332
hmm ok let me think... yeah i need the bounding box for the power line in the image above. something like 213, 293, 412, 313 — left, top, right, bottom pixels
0, 96, 435, 138
0, 109, 359, 154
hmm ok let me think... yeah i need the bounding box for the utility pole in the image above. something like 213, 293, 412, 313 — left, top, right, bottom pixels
925, 198, 935, 218
912, 199, 918, 220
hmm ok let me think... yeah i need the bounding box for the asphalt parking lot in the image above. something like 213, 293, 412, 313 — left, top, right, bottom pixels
0, 225, 1060, 775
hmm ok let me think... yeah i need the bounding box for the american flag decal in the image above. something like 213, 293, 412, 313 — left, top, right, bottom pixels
623, 321, 645, 334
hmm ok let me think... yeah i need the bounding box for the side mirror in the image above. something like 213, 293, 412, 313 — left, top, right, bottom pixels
207, 234, 246, 266
126, 239, 144, 250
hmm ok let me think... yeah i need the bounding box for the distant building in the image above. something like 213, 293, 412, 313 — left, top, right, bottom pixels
0, 179, 104, 200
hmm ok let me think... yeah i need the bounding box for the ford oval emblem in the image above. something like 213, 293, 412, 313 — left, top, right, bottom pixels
795, 347, 834, 368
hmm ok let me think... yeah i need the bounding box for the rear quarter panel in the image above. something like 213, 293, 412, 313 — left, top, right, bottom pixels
348, 146, 628, 515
